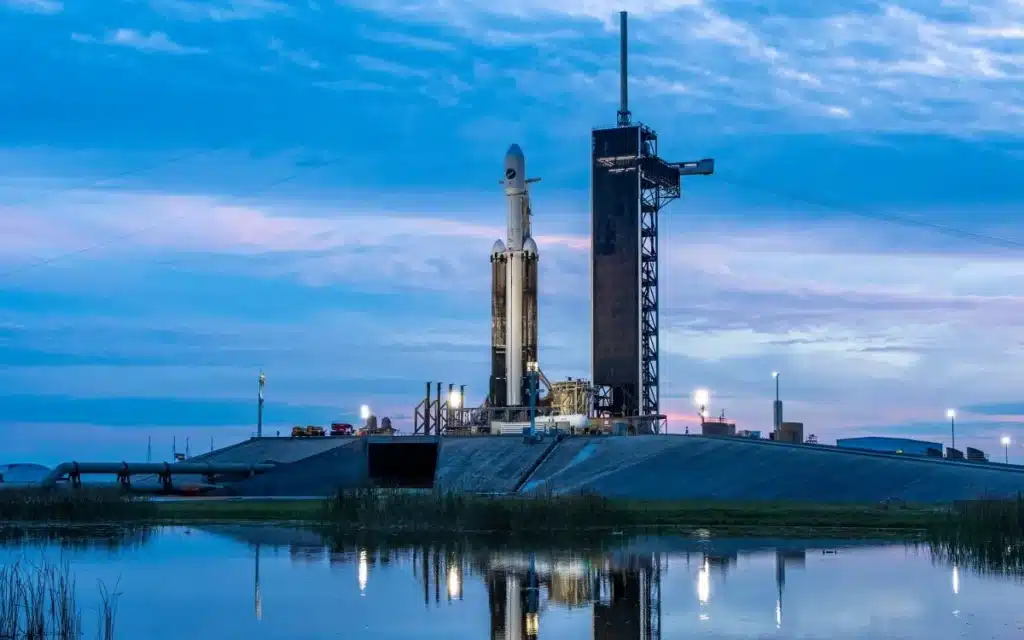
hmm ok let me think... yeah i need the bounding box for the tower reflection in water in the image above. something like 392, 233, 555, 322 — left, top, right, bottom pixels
479, 552, 661, 640
267, 541, 814, 638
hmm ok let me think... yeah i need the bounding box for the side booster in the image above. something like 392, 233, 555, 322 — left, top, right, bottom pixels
489, 144, 539, 407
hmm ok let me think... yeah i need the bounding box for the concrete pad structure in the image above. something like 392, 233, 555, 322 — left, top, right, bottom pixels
196, 434, 1024, 503
434, 436, 560, 494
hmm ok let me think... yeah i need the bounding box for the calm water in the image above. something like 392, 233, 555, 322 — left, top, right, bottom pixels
2, 525, 1023, 639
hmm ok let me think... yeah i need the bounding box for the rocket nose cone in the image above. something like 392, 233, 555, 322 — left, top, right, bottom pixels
504, 144, 526, 186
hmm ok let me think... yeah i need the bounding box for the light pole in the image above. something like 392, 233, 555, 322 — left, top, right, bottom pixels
946, 409, 956, 451
257, 371, 266, 438
693, 388, 710, 426
449, 388, 462, 430
772, 371, 782, 437
1002, 436, 1011, 464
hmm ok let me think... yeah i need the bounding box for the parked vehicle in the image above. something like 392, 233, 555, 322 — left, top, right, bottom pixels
330, 423, 354, 436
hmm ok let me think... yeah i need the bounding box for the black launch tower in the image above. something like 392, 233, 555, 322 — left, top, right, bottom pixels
591, 12, 714, 424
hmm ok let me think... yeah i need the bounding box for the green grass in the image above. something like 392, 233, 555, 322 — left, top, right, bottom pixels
149, 498, 326, 522
0, 487, 155, 522
0, 487, 955, 539
317, 489, 941, 536
140, 490, 944, 539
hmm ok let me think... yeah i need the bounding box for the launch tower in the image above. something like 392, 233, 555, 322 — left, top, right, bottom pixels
591, 12, 714, 425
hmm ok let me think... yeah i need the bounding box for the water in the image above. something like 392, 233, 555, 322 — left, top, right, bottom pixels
2, 525, 1023, 639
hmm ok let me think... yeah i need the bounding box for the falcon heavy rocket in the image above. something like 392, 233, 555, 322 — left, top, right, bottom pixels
489, 144, 540, 408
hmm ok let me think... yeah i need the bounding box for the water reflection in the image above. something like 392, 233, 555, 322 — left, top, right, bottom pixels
6, 525, 1023, 639
228, 531, 939, 639
255, 543, 261, 621
0, 523, 153, 550
928, 537, 1024, 582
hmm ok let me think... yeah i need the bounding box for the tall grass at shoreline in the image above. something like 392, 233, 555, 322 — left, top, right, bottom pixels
323, 489, 625, 533
10, 485, 1024, 542
0, 489, 155, 523
942, 497, 1024, 536
0, 559, 119, 639
926, 496, 1024, 578
319, 488, 939, 534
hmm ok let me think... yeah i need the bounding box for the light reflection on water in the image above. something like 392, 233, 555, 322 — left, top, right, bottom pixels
1, 526, 1023, 639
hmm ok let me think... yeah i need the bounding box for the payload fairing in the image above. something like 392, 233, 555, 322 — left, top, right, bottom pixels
489, 144, 540, 408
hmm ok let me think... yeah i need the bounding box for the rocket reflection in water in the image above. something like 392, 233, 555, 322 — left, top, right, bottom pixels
271, 543, 826, 638
480, 553, 661, 640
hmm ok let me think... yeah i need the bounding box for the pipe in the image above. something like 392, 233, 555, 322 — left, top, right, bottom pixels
435, 382, 442, 434
425, 381, 432, 436
40, 461, 276, 489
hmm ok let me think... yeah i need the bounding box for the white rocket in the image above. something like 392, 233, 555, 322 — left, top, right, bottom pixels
489, 144, 539, 407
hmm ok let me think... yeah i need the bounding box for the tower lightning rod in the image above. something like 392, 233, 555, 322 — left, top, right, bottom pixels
617, 11, 631, 127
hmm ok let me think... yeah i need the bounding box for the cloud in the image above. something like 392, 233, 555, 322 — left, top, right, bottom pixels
962, 402, 1024, 416
71, 29, 206, 55
347, 0, 1024, 136
358, 28, 457, 53
1, 0, 61, 14
150, 0, 288, 21
268, 37, 321, 69
352, 55, 431, 79
3, 183, 1024, 416
0, 394, 337, 427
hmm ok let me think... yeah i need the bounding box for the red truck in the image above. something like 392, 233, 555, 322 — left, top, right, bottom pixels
330, 422, 354, 436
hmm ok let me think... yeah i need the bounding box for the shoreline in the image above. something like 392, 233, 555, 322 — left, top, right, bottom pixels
2, 493, 947, 540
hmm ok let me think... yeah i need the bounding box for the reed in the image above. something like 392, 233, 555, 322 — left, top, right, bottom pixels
937, 496, 1024, 537
926, 495, 1024, 578
0, 558, 118, 639
319, 488, 938, 536
323, 488, 628, 533
0, 488, 155, 523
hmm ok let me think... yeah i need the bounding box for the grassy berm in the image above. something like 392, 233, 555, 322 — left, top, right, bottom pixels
0, 487, 947, 537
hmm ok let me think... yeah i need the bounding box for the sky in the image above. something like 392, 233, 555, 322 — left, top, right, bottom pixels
1, 0, 1024, 464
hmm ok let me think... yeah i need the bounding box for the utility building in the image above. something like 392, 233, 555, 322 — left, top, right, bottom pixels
837, 437, 943, 456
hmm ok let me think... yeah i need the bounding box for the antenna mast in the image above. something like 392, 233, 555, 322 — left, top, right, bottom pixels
617, 11, 631, 127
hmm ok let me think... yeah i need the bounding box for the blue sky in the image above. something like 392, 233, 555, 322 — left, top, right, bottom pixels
2, 0, 1024, 464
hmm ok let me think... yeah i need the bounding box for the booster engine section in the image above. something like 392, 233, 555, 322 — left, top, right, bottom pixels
490, 239, 508, 407
489, 144, 540, 408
